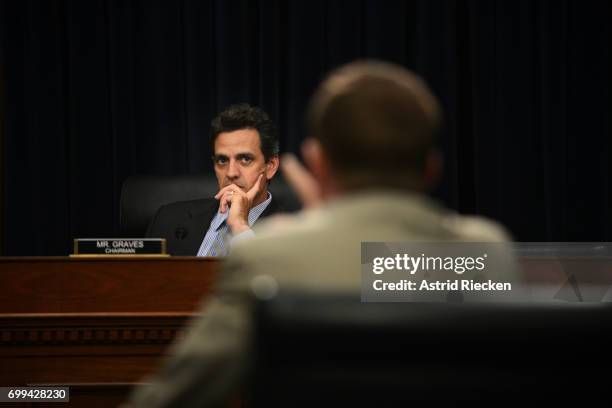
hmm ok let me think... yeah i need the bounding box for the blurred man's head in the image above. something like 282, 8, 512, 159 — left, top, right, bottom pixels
211, 104, 279, 204
305, 61, 442, 195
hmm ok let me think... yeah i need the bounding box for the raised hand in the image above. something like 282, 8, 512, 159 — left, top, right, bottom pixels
280, 153, 322, 209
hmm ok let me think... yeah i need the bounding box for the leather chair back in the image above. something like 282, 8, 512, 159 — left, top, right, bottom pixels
249, 291, 612, 406
120, 174, 301, 236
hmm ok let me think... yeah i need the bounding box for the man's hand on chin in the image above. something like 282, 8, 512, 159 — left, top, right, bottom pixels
214, 173, 265, 235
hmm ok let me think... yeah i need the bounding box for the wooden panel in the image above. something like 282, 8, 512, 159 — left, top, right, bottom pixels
0, 256, 220, 313
0, 257, 222, 407
0, 314, 190, 384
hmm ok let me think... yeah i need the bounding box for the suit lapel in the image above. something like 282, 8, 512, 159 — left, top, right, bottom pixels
182, 199, 219, 255
260, 197, 281, 219
178, 196, 281, 255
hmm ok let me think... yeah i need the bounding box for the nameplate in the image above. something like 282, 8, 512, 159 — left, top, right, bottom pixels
72, 238, 167, 256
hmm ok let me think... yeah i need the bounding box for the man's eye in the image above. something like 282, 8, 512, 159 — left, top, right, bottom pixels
240, 157, 253, 164
216, 157, 228, 165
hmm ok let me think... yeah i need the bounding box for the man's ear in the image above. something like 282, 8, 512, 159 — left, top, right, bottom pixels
301, 138, 330, 185
265, 155, 280, 180
422, 149, 443, 191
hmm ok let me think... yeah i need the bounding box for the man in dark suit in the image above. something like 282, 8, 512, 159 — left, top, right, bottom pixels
146, 104, 281, 256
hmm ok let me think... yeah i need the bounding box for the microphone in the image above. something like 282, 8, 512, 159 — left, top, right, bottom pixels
174, 227, 188, 240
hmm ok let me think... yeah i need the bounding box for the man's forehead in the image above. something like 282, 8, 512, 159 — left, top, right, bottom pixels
214, 151, 256, 157
214, 128, 262, 155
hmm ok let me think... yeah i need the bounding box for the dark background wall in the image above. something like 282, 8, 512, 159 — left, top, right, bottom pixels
0, 0, 610, 255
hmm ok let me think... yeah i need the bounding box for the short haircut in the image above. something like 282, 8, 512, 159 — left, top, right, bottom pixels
306, 60, 442, 189
210, 103, 279, 162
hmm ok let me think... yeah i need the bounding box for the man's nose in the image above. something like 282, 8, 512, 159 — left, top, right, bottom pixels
227, 159, 240, 179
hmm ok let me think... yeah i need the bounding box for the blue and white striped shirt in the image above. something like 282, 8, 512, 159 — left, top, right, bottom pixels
196, 192, 272, 257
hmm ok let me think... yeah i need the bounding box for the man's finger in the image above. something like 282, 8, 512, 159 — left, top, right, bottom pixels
219, 193, 227, 213
281, 153, 321, 208
219, 190, 236, 213
215, 184, 241, 200
246, 173, 265, 201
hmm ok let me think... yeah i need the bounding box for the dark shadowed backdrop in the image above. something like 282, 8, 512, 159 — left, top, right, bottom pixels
0, 0, 610, 255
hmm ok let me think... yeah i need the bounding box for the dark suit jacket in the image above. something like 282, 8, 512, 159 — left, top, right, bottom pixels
146, 197, 282, 255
